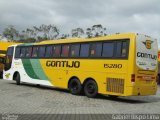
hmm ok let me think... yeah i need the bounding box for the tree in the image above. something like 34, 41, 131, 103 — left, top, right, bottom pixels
19, 28, 36, 43
85, 24, 107, 38
71, 28, 84, 38
91, 24, 106, 37
49, 25, 59, 39
59, 34, 70, 39
3, 25, 19, 41
33, 24, 59, 41
86, 28, 93, 38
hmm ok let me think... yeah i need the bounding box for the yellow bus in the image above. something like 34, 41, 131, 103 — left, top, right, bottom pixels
3, 33, 158, 98
0, 42, 21, 78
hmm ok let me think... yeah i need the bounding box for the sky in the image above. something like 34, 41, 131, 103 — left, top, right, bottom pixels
0, 0, 160, 43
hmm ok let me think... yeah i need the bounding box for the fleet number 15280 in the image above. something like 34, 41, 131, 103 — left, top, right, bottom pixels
104, 64, 122, 69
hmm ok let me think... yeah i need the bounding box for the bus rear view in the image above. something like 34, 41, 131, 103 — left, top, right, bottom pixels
128, 34, 158, 96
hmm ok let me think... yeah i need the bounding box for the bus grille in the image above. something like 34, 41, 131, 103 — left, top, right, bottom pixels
107, 78, 124, 94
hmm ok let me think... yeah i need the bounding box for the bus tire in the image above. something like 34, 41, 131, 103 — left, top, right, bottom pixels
84, 80, 98, 98
15, 73, 21, 85
69, 78, 82, 95
0, 72, 3, 79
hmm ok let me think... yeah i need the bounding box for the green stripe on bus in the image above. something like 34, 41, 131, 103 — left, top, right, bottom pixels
19, 43, 49, 80
22, 59, 39, 79
18, 43, 34, 46
30, 59, 49, 80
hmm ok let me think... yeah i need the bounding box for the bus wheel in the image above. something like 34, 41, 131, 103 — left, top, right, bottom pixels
0, 72, 3, 79
84, 80, 98, 98
15, 73, 21, 85
69, 78, 82, 95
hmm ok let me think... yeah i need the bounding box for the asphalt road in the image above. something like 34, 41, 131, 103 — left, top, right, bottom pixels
0, 79, 160, 114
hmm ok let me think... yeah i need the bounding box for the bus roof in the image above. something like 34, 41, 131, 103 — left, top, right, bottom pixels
0, 42, 22, 55
12, 33, 155, 47
17, 32, 137, 46
0, 42, 21, 50
38, 33, 137, 45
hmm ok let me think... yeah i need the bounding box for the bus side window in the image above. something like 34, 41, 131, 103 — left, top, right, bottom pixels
115, 42, 122, 57
26, 47, 32, 58
90, 43, 102, 57
70, 44, 80, 57
61, 45, 70, 57
32, 47, 38, 58
122, 41, 127, 57
15, 47, 21, 58
45, 46, 53, 58
102, 42, 114, 57
53, 45, 61, 57
20, 47, 26, 58
80, 44, 89, 57
38, 46, 46, 58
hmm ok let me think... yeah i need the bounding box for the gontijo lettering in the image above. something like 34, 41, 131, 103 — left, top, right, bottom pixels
137, 52, 157, 60
46, 61, 80, 68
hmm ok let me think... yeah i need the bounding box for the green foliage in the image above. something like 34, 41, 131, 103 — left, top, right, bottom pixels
2, 24, 107, 42
3, 25, 19, 41
71, 24, 107, 38
90, 24, 107, 37
71, 28, 84, 38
